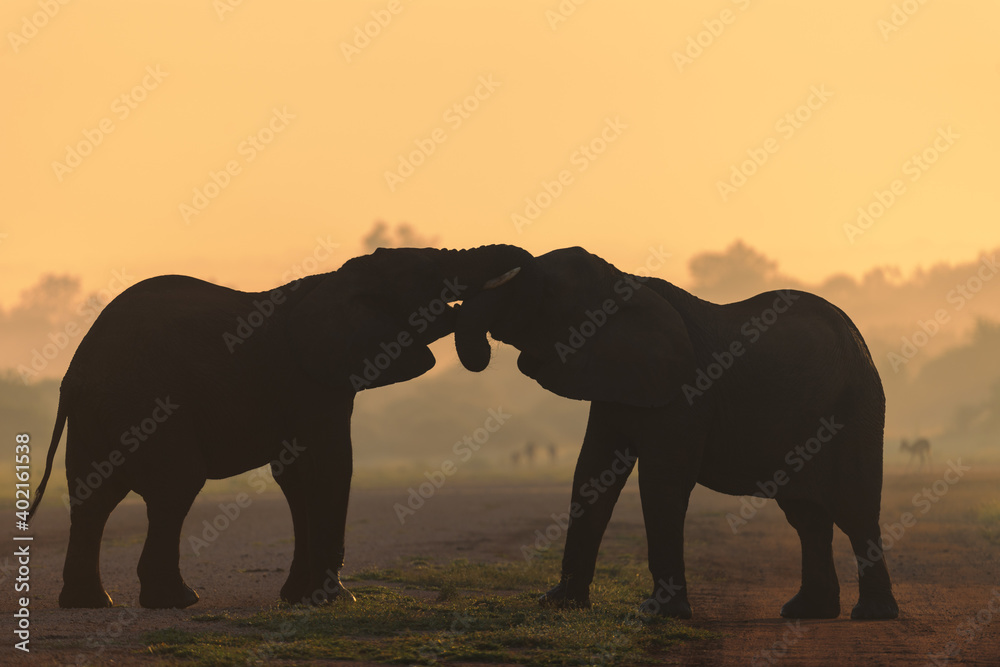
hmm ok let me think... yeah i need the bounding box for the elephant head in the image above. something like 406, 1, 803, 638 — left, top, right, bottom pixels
289, 245, 532, 392
455, 246, 696, 407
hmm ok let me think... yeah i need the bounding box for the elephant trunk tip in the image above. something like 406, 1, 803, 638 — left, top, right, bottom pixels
457, 344, 491, 373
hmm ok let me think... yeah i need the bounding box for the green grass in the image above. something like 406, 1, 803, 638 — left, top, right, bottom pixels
977, 500, 1000, 544
345, 555, 558, 592
141, 556, 713, 665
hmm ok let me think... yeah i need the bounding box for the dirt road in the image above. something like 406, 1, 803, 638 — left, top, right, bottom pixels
6, 467, 999, 665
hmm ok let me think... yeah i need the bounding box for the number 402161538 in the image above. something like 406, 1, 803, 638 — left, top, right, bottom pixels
15, 433, 31, 525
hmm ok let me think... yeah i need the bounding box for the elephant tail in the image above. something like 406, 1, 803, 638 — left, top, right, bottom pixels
27, 387, 69, 522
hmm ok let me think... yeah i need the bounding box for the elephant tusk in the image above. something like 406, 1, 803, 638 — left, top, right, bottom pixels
483, 267, 521, 290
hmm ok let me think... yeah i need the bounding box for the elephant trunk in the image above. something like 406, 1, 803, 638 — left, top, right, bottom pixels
424, 245, 534, 372
426, 245, 533, 298
454, 288, 504, 372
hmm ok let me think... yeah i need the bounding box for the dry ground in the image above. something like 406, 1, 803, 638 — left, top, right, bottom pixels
3, 464, 999, 665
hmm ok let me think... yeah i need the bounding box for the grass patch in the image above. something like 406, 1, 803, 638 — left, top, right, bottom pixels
346, 555, 558, 592
977, 500, 1000, 544
142, 558, 713, 665
189, 612, 241, 623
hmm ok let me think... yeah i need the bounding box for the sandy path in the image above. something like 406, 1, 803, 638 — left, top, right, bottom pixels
4, 471, 999, 665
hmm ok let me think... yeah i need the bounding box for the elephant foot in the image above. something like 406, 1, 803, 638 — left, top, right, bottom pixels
303, 580, 356, 605
639, 594, 692, 619
639, 577, 691, 619
139, 580, 200, 609
280, 567, 312, 604
288, 570, 356, 605
538, 576, 591, 609
324, 581, 357, 604
850, 594, 899, 620
280, 580, 310, 605
780, 589, 840, 619
59, 583, 113, 609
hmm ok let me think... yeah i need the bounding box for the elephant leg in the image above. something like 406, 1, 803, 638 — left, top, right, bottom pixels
833, 442, 899, 620
60, 478, 130, 608
636, 451, 697, 619
839, 520, 899, 619
776, 498, 840, 618
540, 402, 636, 609
137, 483, 203, 609
296, 435, 355, 605
272, 460, 310, 603
632, 403, 703, 619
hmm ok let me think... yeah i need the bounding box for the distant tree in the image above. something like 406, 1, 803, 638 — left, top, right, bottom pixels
361, 221, 438, 252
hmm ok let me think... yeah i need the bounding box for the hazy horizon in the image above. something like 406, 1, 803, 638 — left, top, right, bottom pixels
3, 0, 998, 475
4, 228, 999, 478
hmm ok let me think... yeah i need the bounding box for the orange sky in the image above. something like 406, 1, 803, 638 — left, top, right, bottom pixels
2, 0, 998, 306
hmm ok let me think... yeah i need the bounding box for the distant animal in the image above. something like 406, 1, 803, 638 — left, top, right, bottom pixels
455, 246, 899, 620
511, 441, 538, 466
27, 245, 530, 609
512, 441, 559, 466
900, 438, 931, 471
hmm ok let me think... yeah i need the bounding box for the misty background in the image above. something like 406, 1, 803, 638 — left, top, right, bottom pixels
3, 225, 999, 491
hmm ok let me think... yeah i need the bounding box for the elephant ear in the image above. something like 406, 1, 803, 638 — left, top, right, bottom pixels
288, 271, 435, 392
517, 277, 695, 408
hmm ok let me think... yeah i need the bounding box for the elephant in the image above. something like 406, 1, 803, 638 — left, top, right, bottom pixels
28, 245, 530, 609
455, 246, 899, 620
